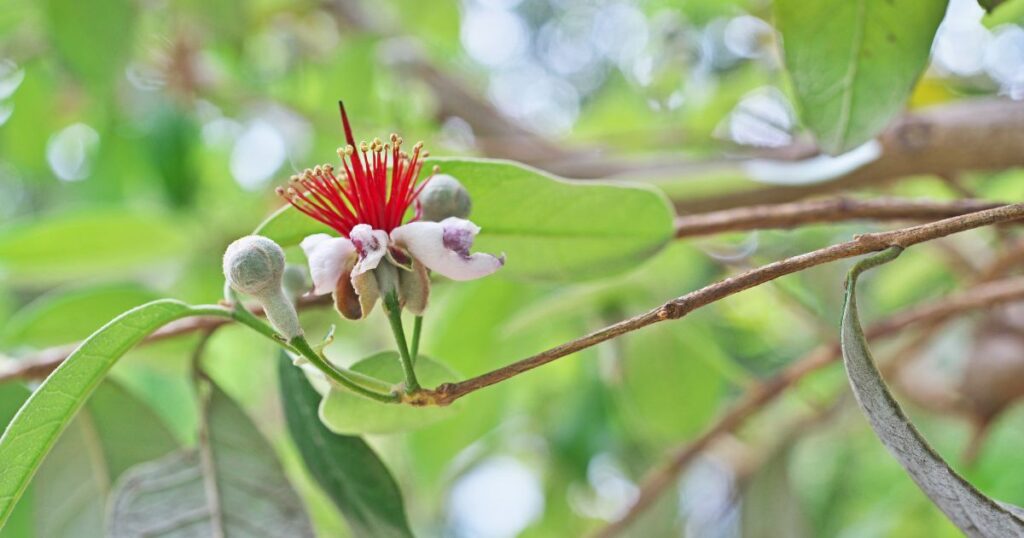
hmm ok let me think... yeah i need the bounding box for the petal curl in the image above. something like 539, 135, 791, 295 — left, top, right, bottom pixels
391, 218, 504, 281
300, 234, 356, 295
349, 224, 390, 276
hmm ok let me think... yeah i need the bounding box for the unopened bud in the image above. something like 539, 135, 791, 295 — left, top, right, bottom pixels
419, 174, 471, 222
223, 235, 303, 339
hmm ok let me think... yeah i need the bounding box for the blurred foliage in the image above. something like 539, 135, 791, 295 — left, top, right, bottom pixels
1, 0, 1024, 536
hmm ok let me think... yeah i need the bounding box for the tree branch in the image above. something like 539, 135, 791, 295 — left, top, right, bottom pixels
674, 99, 1024, 213
674, 197, 1005, 238
593, 275, 1024, 537
421, 203, 1024, 405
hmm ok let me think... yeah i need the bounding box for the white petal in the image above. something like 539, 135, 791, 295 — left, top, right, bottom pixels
349, 224, 391, 276
300, 234, 356, 295
391, 219, 504, 281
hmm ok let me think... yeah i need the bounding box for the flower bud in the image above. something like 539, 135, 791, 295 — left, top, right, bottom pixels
418, 174, 471, 222
223, 235, 303, 339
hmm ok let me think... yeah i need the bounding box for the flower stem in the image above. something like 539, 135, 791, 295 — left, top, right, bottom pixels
411, 315, 423, 364
290, 336, 398, 403
384, 293, 420, 392
225, 295, 397, 402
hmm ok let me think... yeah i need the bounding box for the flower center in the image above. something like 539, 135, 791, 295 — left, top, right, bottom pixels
276, 102, 437, 236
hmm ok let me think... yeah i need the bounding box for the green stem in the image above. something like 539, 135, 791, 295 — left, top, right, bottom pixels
290, 336, 398, 403
384, 294, 420, 392
411, 315, 423, 364
223, 298, 396, 401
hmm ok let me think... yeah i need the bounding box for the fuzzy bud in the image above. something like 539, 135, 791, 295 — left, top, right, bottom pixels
223, 235, 303, 339
418, 174, 471, 222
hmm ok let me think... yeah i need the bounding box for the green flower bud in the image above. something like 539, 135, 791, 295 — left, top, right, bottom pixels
418, 174, 471, 222
223, 235, 303, 339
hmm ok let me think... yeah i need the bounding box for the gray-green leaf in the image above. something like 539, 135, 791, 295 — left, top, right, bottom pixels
776, 0, 947, 154
841, 247, 1024, 537
256, 158, 675, 282
278, 354, 413, 538
33, 381, 179, 538
0, 300, 221, 529
108, 381, 314, 537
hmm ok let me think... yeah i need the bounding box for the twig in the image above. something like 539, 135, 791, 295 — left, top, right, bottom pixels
675, 197, 1005, 238
593, 275, 1024, 537
424, 203, 1024, 405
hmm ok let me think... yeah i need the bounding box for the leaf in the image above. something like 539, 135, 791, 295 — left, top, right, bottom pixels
0, 283, 160, 349
33, 381, 179, 538
841, 247, 1024, 536
278, 354, 413, 538
775, 0, 947, 154
44, 0, 137, 90
0, 384, 31, 538
0, 300, 216, 529
319, 351, 462, 435
0, 210, 190, 285
108, 381, 314, 537
255, 157, 676, 282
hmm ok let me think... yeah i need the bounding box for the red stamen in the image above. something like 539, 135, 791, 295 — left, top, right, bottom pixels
276, 103, 433, 236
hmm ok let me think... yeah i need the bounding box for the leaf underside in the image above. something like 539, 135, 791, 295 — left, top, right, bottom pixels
108, 381, 314, 537
841, 247, 1024, 537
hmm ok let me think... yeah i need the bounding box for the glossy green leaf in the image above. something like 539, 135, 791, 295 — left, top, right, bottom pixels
0, 283, 160, 349
108, 381, 314, 537
0, 210, 190, 285
0, 300, 220, 529
44, 0, 136, 90
841, 247, 1024, 536
33, 381, 179, 538
278, 354, 413, 538
255, 158, 676, 281
319, 351, 462, 435
776, 0, 947, 154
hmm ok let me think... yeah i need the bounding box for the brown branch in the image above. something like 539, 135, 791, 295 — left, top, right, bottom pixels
674, 99, 1024, 212
674, 197, 1005, 238
0, 295, 331, 383
422, 203, 1024, 406
593, 275, 1024, 537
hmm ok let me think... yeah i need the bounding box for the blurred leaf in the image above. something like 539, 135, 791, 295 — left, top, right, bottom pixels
0, 210, 190, 285
319, 351, 462, 435
108, 380, 314, 537
144, 104, 200, 208
741, 446, 812, 538
44, 0, 136, 90
775, 0, 946, 154
0, 283, 160, 349
618, 323, 725, 443
256, 158, 676, 281
0, 384, 32, 538
278, 353, 413, 538
841, 247, 1024, 536
32, 381, 179, 537
983, 0, 1024, 25
0, 300, 215, 528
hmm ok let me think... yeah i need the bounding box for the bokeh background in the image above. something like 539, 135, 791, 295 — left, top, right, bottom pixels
2, 0, 1024, 536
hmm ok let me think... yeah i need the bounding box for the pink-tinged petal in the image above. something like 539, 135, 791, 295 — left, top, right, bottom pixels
391, 218, 504, 281
349, 224, 390, 276
300, 234, 356, 295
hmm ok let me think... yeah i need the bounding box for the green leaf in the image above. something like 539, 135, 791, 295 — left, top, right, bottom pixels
44, 0, 137, 90
32, 381, 179, 538
775, 0, 947, 154
0, 210, 190, 285
108, 380, 314, 537
319, 351, 462, 434
0, 283, 160, 349
255, 158, 676, 281
841, 247, 1024, 536
0, 384, 31, 538
0, 300, 220, 529
278, 354, 413, 538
